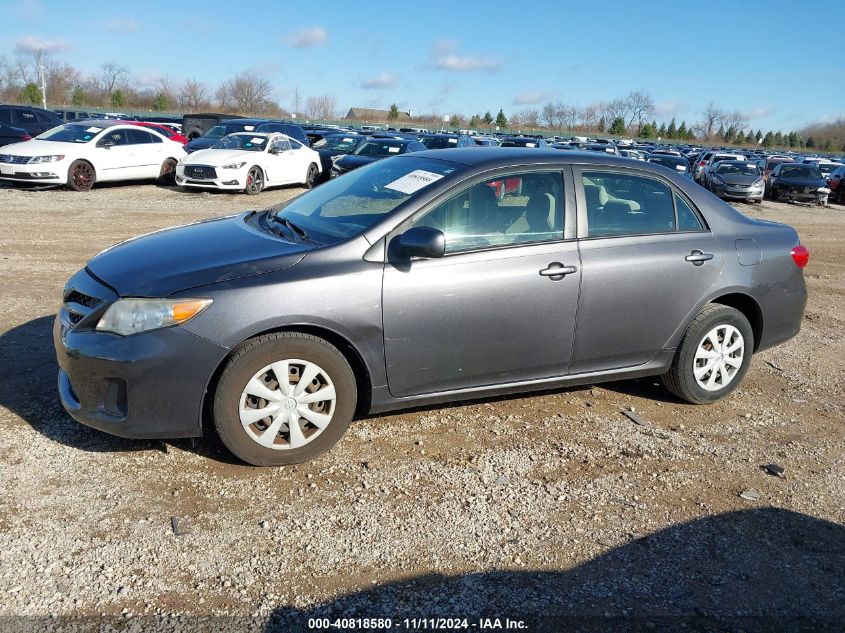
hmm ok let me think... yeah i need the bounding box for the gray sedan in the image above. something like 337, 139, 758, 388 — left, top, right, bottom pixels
708, 160, 766, 203
54, 149, 808, 465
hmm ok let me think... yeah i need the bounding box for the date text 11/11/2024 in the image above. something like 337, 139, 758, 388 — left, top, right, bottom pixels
307, 617, 528, 630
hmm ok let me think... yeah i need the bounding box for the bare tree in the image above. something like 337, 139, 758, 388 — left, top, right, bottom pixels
101, 61, 129, 94
603, 98, 629, 125
179, 79, 209, 111
699, 102, 725, 140
217, 73, 272, 113
541, 102, 557, 128
625, 90, 654, 130
44, 60, 80, 104
514, 108, 540, 128
722, 110, 749, 137
305, 94, 338, 121
579, 103, 600, 130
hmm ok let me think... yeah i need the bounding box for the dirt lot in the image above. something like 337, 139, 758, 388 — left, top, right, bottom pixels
0, 180, 842, 632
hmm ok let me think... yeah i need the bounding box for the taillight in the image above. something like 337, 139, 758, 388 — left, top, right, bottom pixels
791, 245, 809, 268
22, 134, 32, 141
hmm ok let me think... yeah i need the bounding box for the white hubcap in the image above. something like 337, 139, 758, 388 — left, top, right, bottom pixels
693, 324, 744, 392
238, 359, 336, 450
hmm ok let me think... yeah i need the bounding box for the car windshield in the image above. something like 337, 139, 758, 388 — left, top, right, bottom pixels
717, 163, 759, 176
271, 156, 460, 243
421, 136, 460, 149
817, 163, 840, 175
354, 141, 406, 156
211, 135, 268, 151
312, 135, 361, 151
780, 165, 821, 179
35, 123, 104, 143
500, 139, 536, 147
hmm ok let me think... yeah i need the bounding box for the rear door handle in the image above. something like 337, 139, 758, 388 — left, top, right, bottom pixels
685, 250, 714, 266
539, 263, 577, 279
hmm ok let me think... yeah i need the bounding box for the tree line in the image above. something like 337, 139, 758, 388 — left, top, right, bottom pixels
2, 49, 842, 152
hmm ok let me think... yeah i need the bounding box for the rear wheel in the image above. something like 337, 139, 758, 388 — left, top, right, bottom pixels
661, 304, 753, 404
157, 158, 177, 185
213, 332, 357, 466
244, 166, 264, 195
67, 160, 95, 192
304, 163, 319, 189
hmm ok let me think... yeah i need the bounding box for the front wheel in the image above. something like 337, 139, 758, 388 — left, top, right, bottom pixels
67, 160, 95, 192
244, 166, 264, 195
213, 332, 357, 466
661, 304, 753, 404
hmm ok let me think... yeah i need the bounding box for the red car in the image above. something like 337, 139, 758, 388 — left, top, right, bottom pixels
130, 121, 188, 145
827, 164, 845, 204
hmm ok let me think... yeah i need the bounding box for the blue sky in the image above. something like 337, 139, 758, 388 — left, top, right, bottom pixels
3, 0, 843, 131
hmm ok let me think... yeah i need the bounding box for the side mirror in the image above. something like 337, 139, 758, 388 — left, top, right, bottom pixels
392, 226, 446, 259
98, 139, 114, 149
268, 148, 280, 155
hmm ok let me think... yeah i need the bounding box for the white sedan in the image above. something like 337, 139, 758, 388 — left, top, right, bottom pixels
175, 132, 322, 194
0, 121, 187, 191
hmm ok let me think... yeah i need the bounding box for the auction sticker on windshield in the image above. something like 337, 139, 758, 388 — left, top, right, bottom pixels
385, 170, 445, 194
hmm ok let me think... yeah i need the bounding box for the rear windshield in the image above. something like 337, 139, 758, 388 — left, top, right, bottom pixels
355, 141, 407, 156
648, 155, 688, 169
421, 136, 460, 149
312, 135, 361, 151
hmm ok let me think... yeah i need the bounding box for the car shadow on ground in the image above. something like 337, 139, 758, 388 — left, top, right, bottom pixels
0, 314, 242, 462
264, 507, 845, 633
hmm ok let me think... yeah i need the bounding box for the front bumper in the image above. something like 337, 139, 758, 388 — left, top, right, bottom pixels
0, 161, 65, 183
53, 273, 229, 439
175, 165, 245, 191
712, 185, 764, 201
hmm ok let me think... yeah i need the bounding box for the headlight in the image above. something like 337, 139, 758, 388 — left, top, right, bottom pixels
752, 179, 764, 188
96, 298, 212, 336
221, 162, 246, 169
177, 158, 184, 166
28, 155, 65, 164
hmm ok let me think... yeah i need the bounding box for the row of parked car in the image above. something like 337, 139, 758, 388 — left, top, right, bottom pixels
1, 103, 843, 203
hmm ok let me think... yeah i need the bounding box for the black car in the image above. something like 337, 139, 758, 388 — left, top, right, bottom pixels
647, 154, 692, 178
0, 104, 62, 136
499, 136, 548, 148
311, 133, 365, 181
331, 138, 426, 177
0, 123, 31, 147
473, 137, 499, 147
419, 134, 476, 149
182, 113, 244, 141
54, 110, 104, 122
184, 119, 308, 153
585, 143, 619, 155
767, 163, 830, 204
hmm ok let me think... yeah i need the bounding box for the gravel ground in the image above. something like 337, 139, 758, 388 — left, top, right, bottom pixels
0, 180, 843, 632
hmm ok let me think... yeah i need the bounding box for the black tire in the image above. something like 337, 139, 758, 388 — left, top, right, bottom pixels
771, 188, 779, 202
157, 158, 177, 185
67, 159, 95, 192
244, 166, 264, 195
304, 163, 319, 189
661, 304, 754, 404
213, 332, 357, 466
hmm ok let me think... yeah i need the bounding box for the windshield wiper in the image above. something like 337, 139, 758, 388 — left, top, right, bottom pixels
272, 215, 315, 243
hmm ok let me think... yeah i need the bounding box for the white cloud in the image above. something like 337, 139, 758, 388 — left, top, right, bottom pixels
744, 107, 775, 120
361, 73, 397, 90
513, 92, 553, 106
654, 100, 686, 118
427, 40, 502, 73
285, 26, 328, 48
102, 17, 141, 33
14, 35, 71, 55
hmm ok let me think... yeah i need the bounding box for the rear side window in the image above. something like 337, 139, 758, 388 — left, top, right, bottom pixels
583, 172, 676, 237
34, 110, 54, 123
128, 129, 160, 144
13, 109, 37, 124
675, 193, 703, 231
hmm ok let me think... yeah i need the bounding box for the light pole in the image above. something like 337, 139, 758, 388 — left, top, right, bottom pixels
36, 50, 47, 110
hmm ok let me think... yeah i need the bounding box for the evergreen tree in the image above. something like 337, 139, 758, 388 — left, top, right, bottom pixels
774, 131, 783, 146
657, 122, 667, 137
686, 128, 696, 141
724, 125, 736, 143
451, 113, 463, 127
787, 131, 798, 147
153, 92, 169, 111
745, 131, 755, 144
824, 139, 833, 151
762, 131, 775, 147
71, 86, 85, 107
805, 137, 815, 148
608, 116, 626, 135
678, 121, 688, 138
495, 109, 507, 128
639, 123, 654, 138
755, 130, 762, 141
468, 114, 481, 127
596, 116, 606, 132
666, 117, 677, 138
20, 83, 41, 105
110, 89, 126, 108
482, 111, 494, 125
716, 123, 725, 139
388, 103, 399, 120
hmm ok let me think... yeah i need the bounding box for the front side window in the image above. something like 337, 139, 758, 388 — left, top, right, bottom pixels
583, 171, 678, 237
412, 171, 564, 253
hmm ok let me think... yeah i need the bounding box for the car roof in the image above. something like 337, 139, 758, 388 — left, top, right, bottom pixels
403, 147, 668, 167
63, 120, 132, 129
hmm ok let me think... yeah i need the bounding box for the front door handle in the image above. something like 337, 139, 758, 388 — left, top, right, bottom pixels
539, 263, 577, 279
685, 250, 714, 266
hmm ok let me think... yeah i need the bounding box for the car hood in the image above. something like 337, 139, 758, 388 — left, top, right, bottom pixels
335, 154, 382, 170
776, 177, 827, 188
185, 137, 218, 152
86, 212, 311, 297
0, 138, 86, 155
183, 148, 259, 166
719, 173, 760, 185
